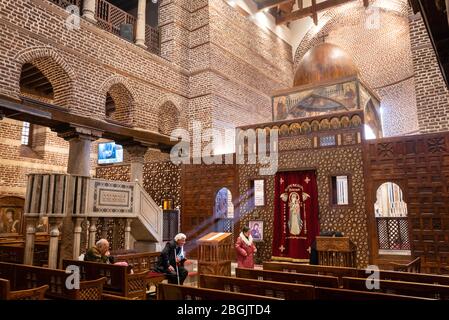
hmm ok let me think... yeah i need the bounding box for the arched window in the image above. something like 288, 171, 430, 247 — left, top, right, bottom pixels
214, 188, 233, 219
214, 188, 234, 234
375, 182, 410, 254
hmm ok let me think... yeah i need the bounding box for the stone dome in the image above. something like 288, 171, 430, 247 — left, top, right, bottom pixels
294, 43, 359, 87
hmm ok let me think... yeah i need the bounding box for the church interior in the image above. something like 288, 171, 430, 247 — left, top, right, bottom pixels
1, 0, 449, 301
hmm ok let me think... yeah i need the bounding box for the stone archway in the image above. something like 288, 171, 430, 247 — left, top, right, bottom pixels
15, 46, 76, 109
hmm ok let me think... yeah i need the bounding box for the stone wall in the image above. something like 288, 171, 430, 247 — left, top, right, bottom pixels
409, 13, 449, 133
0, 0, 292, 199
293, 0, 419, 137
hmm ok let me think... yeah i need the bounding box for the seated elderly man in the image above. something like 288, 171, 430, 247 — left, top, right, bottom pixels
156, 233, 188, 285
84, 239, 113, 263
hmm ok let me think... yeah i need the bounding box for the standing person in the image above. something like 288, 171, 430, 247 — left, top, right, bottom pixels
156, 233, 188, 285
235, 226, 257, 268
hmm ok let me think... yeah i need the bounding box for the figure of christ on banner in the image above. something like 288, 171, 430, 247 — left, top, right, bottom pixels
272, 171, 320, 262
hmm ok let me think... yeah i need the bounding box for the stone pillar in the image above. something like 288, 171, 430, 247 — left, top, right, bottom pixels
135, 0, 147, 48
82, 0, 97, 23
124, 218, 133, 250
124, 144, 147, 184
57, 127, 102, 177
73, 218, 84, 259
89, 218, 98, 249
56, 127, 101, 264
48, 218, 61, 269
24, 217, 37, 265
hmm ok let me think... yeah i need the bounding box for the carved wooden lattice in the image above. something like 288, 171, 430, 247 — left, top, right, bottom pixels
376, 217, 410, 250
365, 133, 449, 273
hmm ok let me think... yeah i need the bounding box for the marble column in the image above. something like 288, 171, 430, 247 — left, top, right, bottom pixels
88, 218, 98, 249
124, 144, 148, 184
57, 127, 102, 177
72, 218, 84, 259
48, 218, 61, 269
23, 217, 38, 265
82, 0, 97, 23
135, 0, 147, 48
124, 218, 133, 250
56, 127, 101, 264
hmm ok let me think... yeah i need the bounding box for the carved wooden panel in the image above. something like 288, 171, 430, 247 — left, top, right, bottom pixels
364, 132, 449, 274
181, 163, 238, 259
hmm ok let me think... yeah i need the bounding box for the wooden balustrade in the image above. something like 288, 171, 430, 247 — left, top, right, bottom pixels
48, 0, 160, 55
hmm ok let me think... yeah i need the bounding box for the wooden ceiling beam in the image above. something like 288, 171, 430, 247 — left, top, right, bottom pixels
311, 0, 318, 25
276, 0, 356, 25
255, 0, 293, 11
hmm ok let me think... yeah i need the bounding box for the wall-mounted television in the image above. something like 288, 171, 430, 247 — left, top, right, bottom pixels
98, 142, 123, 165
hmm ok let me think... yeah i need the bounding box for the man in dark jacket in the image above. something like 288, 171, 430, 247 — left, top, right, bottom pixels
84, 239, 114, 263
156, 233, 188, 285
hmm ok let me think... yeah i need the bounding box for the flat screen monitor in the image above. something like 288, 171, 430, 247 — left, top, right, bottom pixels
98, 142, 123, 165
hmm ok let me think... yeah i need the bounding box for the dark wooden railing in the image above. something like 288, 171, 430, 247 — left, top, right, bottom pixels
48, 0, 160, 55
96, 0, 136, 38
377, 217, 410, 251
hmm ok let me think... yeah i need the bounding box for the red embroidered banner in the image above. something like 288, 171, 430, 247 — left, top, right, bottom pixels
272, 170, 320, 262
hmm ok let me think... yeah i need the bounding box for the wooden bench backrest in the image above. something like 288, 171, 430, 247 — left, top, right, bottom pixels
75, 277, 107, 300
264, 262, 449, 286
113, 251, 160, 273
0, 278, 49, 300
0, 262, 78, 299
263, 262, 357, 278
63, 259, 147, 300
199, 274, 315, 300
0, 244, 52, 266
157, 283, 282, 300
391, 257, 421, 273
315, 286, 435, 300
353, 269, 449, 285
342, 277, 449, 299
235, 268, 339, 288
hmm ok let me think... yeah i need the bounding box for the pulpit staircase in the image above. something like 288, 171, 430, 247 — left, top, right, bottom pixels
22, 173, 163, 266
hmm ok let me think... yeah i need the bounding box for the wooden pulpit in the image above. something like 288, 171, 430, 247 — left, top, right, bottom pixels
316, 236, 357, 268
197, 232, 232, 276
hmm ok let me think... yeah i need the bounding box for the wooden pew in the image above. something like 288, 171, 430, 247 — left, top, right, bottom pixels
263, 261, 357, 285
342, 276, 449, 299
236, 268, 339, 288
0, 243, 51, 266
315, 286, 435, 300
63, 259, 149, 300
391, 257, 421, 273
157, 283, 282, 300
199, 274, 315, 300
264, 261, 449, 286
112, 251, 166, 295
0, 278, 48, 300
0, 262, 105, 300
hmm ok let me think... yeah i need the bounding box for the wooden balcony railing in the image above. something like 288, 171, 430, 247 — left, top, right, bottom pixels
96, 0, 136, 38
377, 217, 411, 251
49, 0, 161, 55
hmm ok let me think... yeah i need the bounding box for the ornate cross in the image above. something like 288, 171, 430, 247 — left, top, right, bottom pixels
304, 177, 311, 184
279, 245, 285, 253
